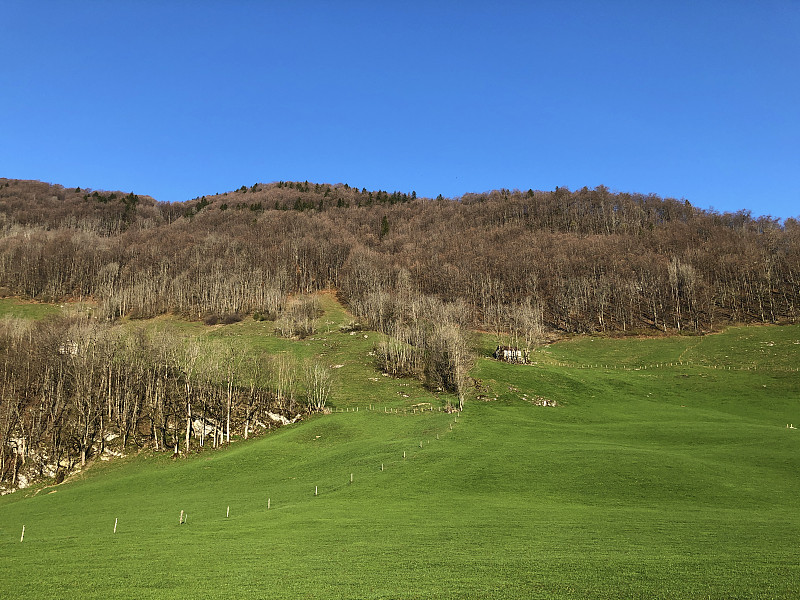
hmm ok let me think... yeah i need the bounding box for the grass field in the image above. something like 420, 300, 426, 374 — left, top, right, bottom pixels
1, 298, 798, 599
0, 298, 63, 320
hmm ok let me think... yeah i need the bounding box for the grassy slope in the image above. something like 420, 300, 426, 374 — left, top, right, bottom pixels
1, 299, 799, 599
0, 298, 63, 320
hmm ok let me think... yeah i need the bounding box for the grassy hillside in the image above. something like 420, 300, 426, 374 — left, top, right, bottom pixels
1, 298, 798, 599
0, 298, 63, 320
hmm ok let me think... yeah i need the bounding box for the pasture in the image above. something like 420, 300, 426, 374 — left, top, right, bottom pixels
1, 298, 798, 599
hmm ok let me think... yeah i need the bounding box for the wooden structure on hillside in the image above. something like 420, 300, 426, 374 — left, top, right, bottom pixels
494, 345, 528, 364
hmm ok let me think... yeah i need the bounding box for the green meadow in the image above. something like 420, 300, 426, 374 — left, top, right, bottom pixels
1, 297, 798, 599
0, 298, 63, 320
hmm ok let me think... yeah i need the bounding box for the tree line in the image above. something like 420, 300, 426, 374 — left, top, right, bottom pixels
1, 177, 797, 335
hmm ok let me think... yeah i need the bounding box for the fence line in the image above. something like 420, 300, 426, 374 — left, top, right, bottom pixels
536, 359, 798, 373
11, 410, 466, 542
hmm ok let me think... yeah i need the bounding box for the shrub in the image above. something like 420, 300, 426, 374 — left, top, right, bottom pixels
275, 295, 320, 338
374, 335, 421, 377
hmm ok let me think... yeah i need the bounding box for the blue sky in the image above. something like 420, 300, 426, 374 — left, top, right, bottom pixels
2, 1, 798, 219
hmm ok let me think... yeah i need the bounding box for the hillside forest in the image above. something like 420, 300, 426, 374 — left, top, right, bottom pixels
0, 177, 798, 490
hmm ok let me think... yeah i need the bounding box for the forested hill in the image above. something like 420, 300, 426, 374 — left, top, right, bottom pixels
1, 177, 798, 334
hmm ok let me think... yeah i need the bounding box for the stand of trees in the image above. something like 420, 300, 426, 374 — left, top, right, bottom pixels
2, 178, 796, 336
0, 313, 322, 490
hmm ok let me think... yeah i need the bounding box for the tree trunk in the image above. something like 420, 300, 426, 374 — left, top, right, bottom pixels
226, 381, 232, 445
185, 402, 191, 453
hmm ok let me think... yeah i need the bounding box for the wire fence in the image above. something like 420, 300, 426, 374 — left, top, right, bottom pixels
530, 360, 799, 373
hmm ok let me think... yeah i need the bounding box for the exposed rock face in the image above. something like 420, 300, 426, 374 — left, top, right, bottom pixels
2, 407, 304, 494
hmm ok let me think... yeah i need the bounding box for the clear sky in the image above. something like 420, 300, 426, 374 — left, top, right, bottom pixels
2, 1, 798, 219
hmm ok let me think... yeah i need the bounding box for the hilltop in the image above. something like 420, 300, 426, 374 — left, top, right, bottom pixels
1, 177, 798, 336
